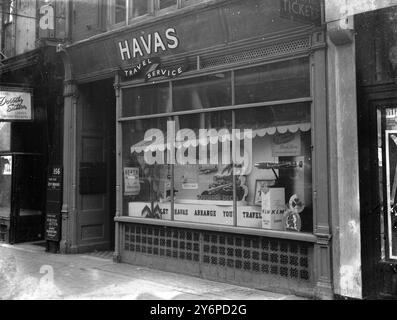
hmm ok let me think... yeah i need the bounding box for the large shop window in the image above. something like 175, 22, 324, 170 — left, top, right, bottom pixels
121, 58, 313, 234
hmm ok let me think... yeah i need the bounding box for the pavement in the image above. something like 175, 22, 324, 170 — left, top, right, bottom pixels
0, 242, 306, 300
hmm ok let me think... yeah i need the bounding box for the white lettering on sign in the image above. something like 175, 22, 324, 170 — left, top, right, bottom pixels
281, 0, 321, 24
39, 4, 54, 31
118, 28, 180, 61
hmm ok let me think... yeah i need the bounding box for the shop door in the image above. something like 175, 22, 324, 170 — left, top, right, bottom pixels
11, 155, 45, 244
76, 81, 116, 252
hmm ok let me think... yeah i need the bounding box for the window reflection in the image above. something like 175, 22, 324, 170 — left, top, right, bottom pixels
235, 58, 310, 105
159, 0, 177, 10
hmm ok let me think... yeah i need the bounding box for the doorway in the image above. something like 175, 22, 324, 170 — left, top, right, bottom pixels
361, 99, 397, 298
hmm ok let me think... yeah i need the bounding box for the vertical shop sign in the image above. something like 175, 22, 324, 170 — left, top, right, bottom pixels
45, 166, 63, 242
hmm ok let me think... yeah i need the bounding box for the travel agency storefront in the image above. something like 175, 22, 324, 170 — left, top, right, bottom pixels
62, 0, 332, 298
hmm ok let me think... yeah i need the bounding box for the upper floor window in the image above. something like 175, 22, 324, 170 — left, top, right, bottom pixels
109, 0, 205, 27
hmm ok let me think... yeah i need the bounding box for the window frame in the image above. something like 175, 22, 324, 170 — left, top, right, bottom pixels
117, 55, 315, 241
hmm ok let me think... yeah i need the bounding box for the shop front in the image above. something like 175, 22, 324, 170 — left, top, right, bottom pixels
63, 0, 331, 298
0, 47, 63, 246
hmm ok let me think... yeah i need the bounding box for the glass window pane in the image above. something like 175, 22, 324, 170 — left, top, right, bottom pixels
0, 123, 11, 152
122, 83, 171, 117
235, 103, 313, 233
130, 0, 148, 18
235, 58, 310, 105
0, 156, 12, 218
115, 0, 127, 24
122, 118, 172, 219
173, 73, 232, 112
173, 111, 234, 226
159, 0, 177, 10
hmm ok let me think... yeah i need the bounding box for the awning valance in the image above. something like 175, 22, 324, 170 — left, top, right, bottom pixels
131, 122, 311, 154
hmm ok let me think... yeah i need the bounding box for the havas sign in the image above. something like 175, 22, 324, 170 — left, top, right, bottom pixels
118, 28, 180, 62
0, 90, 32, 121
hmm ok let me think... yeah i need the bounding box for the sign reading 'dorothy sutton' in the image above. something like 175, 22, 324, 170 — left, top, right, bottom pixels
0, 90, 32, 121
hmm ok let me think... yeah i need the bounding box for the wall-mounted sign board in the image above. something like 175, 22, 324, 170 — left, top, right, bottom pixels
45, 166, 63, 242
0, 89, 33, 121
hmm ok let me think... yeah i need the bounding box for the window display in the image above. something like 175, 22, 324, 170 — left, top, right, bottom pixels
234, 58, 310, 105
121, 58, 313, 234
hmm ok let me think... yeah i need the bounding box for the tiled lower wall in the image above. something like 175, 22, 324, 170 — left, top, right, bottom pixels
121, 223, 315, 296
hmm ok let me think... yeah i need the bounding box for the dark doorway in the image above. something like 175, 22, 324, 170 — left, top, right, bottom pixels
75, 79, 116, 252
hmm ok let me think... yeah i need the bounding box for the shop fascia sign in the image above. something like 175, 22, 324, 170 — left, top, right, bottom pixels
0, 89, 33, 121
280, 0, 322, 26
118, 28, 187, 81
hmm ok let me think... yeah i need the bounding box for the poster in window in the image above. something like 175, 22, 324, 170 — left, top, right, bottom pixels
124, 167, 140, 196
272, 132, 301, 157
385, 130, 397, 259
